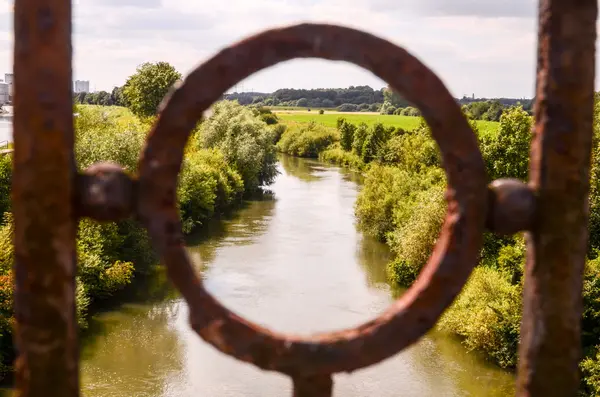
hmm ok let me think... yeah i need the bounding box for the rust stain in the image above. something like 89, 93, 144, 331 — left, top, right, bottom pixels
12, 0, 78, 396
517, 0, 597, 396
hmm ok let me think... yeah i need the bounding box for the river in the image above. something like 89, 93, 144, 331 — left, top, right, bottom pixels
2, 155, 515, 396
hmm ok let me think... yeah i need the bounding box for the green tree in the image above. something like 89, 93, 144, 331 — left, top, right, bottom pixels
481, 106, 532, 181
122, 62, 182, 118
109, 86, 124, 106
383, 85, 411, 108
339, 120, 356, 151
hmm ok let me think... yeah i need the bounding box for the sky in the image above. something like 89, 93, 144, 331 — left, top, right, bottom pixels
0, 0, 596, 98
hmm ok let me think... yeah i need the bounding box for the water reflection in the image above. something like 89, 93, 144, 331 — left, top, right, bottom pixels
80, 302, 184, 397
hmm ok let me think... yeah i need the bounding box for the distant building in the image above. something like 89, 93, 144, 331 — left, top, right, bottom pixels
5, 74, 13, 102
0, 83, 10, 104
73, 80, 90, 93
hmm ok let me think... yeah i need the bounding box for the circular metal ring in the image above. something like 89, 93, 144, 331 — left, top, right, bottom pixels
136, 23, 487, 376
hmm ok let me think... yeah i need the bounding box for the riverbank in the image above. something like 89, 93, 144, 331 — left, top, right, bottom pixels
72, 155, 514, 396
274, 105, 600, 395
0, 101, 280, 380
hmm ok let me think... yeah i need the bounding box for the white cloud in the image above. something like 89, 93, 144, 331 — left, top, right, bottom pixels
0, 0, 594, 98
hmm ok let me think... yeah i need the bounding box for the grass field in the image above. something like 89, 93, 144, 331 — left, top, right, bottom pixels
275, 110, 500, 138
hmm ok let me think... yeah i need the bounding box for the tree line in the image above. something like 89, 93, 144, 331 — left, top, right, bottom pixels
72, 61, 533, 123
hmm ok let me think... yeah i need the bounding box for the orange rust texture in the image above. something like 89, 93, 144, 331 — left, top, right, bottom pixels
12, 0, 78, 396
518, 0, 597, 396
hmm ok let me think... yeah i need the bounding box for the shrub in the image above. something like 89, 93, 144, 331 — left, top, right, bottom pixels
354, 165, 444, 241
276, 122, 338, 158
401, 106, 421, 117
337, 103, 359, 112
319, 109, 324, 115
0, 155, 11, 216
480, 106, 532, 181
339, 120, 356, 152
361, 123, 389, 163
177, 149, 244, 233
377, 128, 440, 172
261, 113, 279, 125
438, 266, 522, 369
198, 100, 278, 192
387, 184, 446, 277
352, 122, 369, 156
581, 347, 600, 396
74, 105, 149, 171
271, 124, 287, 144
319, 145, 366, 171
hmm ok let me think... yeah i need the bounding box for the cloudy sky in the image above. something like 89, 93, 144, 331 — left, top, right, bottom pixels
0, 0, 593, 98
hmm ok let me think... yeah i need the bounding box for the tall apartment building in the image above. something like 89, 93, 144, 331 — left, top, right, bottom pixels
0, 83, 10, 104
73, 80, 90, 93
4, 74, 13, 102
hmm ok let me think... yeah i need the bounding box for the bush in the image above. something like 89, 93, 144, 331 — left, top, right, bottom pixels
352, 122, 369, 156
480, 106, 532, 181
177, 149, 244, 233
0, 155, 11, 216
74, 105, 149, 171
361, 123, 389, 163
319, 109, 324, 115
271, 124, 287, 144
401, 106, 421, 117
251, 106, 279, 125
276, 122, 338, 158
337, 103, 359, 112
438, 266, 522, 369
354, 165, 444, 241
377, 127, 440, 172
319, 145, 366, 171
581, 347, 600, 396
339, 120, 356, 152
198, 100, 278, 192
369, 103, 381, 112
387, 184, 446, 276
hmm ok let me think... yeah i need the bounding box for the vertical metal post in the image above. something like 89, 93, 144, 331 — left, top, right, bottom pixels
518, 0, 597, 395
12, 0, 78, 396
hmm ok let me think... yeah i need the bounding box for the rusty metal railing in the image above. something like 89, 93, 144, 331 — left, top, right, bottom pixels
10, 0, 598, 396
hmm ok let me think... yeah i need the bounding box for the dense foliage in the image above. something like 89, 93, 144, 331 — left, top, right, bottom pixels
197, 101, 279, 193
73, 86, 125, 107
224, 86, 532, 116
276, 121, 338, 158
122, 62, 182, 118
0, 100, 277, 379
224, 85, 385, 108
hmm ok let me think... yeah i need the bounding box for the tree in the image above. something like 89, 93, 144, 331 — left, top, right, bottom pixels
122, 62, 182, 118
111, 86, 125, 107
383, 85, 411, 108
480, 106, 532, 181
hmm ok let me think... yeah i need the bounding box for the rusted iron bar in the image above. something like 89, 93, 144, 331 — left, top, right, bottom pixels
292, 375, 333, 397
517, 0, 597, 395
12, 0, 78, 396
